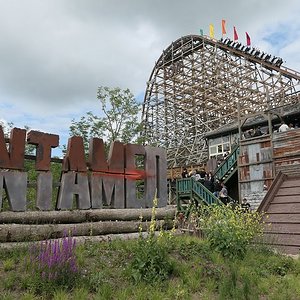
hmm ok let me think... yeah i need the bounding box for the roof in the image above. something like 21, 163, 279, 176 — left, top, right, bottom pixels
205, 102, 300, 139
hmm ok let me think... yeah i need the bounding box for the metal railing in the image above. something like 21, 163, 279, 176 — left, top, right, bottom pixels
191, 180, 223, 206
176, 178, 223, 210
214, 145, 239, 182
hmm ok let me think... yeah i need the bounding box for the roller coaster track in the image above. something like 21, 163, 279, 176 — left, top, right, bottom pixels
142, 34, 300, 167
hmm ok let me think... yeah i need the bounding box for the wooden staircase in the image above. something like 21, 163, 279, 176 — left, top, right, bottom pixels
258, 172, 300, 255
176, 146, 240, 212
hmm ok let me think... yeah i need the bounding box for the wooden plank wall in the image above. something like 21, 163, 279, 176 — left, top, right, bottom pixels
263, 176, 300, 255
273, 128, 300, 176
239, 135, 273, 209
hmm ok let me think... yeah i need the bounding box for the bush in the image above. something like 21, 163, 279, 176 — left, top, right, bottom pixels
199, 205, 264, 260
128, 196, 174, 283
130, 235, 173, 283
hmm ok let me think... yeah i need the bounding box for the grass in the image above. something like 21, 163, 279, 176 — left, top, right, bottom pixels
0, 235, 300, 299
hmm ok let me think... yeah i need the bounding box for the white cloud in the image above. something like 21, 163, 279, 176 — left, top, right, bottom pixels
0, 0, 299, 143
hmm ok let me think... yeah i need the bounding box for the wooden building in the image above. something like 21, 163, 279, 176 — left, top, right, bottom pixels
204, 106, 300, 208
257, 129, 300, 254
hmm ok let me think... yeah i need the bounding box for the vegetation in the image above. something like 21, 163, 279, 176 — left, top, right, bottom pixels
194, 205, 265, 259
0, 203, 299, 299
29, 232, 79, 293
0, 120, 14, 136
69, 86, 142, 152
0, 235, 300, 299
129, 198, 174, 283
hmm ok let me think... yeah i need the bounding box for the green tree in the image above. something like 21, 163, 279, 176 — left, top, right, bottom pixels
0, 120, 14, 137
69, 86, 142, 152
0, 121, 35, 155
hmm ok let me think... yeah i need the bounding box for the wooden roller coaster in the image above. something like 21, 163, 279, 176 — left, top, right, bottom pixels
142, 34, 300, 168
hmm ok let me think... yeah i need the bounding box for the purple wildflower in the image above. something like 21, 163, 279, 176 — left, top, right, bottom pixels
31, 231, 79, 284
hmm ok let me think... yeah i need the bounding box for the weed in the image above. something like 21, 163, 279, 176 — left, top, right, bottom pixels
199, 205, 264, 259
29, 232, 79, 295
177, 238, 211, 260
94, 282, 114, 299
2, 273, 19, 290
128, 196, 174, 283
71, 288, 90, 300
0, 223, 299, 299
270, 256, 294, 276
3, 258, 14, 272
129, 232, 174, 283
87, 271, 106, 292
52, 289, 69, 300
20, 292, 39, 300
0, 292, 16, 300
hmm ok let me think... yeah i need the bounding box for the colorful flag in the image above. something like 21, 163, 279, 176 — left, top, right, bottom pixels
233, 26, 239, 40
199, 28, 204, 36
246, 32, 251, 46
222, 20, 226, 35
209, 24, 214, 38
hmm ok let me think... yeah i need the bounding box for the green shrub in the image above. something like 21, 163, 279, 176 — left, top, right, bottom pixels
199, 205, 264, 260
268, 256, 294, 276
128, 196, 174, 283
3, 258, 15, 272
129, 235, 173, 283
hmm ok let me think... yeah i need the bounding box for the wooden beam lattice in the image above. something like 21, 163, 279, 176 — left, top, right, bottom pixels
142, 35, 300, 168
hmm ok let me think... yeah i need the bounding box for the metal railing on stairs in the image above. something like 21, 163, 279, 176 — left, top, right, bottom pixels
214, 145, 239, 182
176, 178, 223, 211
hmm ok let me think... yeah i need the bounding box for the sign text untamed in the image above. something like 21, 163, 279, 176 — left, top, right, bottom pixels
0, 127, 167, 212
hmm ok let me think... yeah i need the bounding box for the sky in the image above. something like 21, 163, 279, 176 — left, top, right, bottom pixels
1, 0, 300, 156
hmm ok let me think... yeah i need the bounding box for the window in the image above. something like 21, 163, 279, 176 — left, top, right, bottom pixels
208, 134, 233, 158
210, 146, 217, 155
218, 145, 223, 153
223, 143, 230, 151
